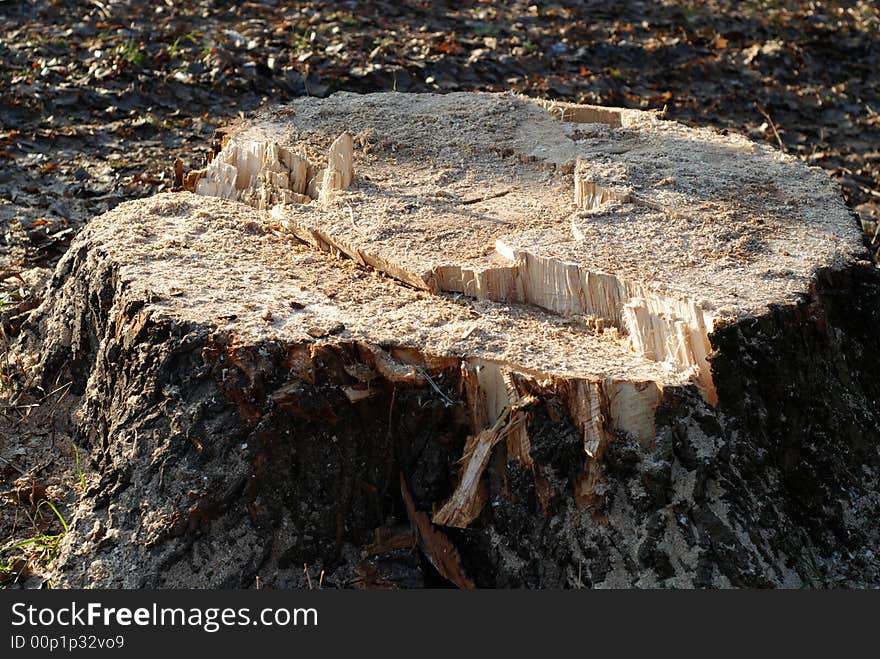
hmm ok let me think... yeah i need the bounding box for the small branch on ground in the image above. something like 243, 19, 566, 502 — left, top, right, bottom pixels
755, 103, 787, 153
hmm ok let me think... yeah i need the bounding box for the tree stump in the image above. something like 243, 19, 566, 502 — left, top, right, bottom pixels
21, 92, 880, 588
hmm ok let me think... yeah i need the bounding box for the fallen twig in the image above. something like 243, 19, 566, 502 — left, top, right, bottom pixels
755, 102, 786, 152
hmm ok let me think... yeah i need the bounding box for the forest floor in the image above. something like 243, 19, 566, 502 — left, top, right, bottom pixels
0, 0, 878, 587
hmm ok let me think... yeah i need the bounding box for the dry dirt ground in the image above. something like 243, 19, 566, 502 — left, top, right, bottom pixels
1, 0, 878, 587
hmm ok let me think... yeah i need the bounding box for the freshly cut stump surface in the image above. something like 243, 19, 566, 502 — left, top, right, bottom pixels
192, 92, 860, 402
21, 92, 880, 588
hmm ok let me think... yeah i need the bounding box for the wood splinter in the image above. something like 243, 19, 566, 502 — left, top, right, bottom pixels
433, 396, 538, 529
318, 132, 355, 205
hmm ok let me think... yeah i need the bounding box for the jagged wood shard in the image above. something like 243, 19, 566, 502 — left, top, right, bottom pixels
194, 92, 860, 405
191, 129, 354, 208
433, 396, 536, 528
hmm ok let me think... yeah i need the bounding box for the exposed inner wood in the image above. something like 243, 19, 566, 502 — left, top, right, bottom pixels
192, 92, 861, 405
